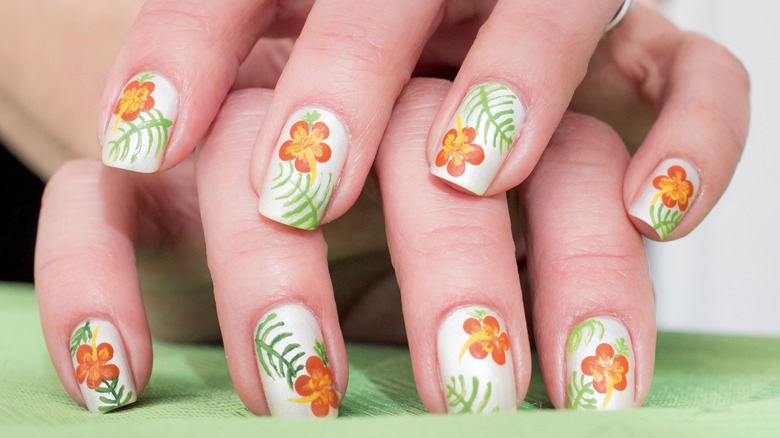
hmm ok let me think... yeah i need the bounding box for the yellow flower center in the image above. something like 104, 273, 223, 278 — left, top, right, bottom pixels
442, 115, 474, 167
113, 86, 151, 133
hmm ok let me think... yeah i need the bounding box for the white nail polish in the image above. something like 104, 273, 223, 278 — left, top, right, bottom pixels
628, 158, 699, 240
430, 83, 525, 195
102, 72, 178, 173
70, 319, 136, 413
566, 317, 634, 410
438, 306, 516, 414
258, 107, 349, 230
254, 303, 338, 418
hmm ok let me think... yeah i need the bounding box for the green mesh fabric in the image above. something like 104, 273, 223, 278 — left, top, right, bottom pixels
1, 282, 778, 437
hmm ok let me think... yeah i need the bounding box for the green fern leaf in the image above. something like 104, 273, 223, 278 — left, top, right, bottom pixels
70, 321, 92, 357
445, 375, 493, 414
269, 161, 334, 230
567, 371, 598, 410
567, 319, 605, 356
255, 312, 305, 390
313, 339, 329, 366
463, 83, 520, 154
107, 108, 172, 165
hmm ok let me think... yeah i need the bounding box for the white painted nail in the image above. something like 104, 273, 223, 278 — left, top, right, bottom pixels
430, 83, 525, 195
628, 158, 699, 240
258, 107, 348, 230
254, 303, 338, 418
566, 317, 634, 410
102, 72, 178, 173
438, 306, 516, 414
70, 319, 136, 413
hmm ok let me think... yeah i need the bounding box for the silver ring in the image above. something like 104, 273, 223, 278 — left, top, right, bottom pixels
605, 0, 635, 33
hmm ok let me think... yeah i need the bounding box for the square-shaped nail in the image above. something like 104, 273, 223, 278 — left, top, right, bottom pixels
70, 319, 136, 413
566, 317, 634, 410
629, 158, 699, 240
258, 107, 349, 230
102, 72, 178, 173
430, 83, 525, 195
438, 306, 516, 414
254, 303, 338, 418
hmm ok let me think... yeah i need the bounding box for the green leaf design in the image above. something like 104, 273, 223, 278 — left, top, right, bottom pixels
567, 319, 606, 356
465, 309, 487, 322
649, 203, 683, 240
70, 321, 92, 357
269, 161, 334, 230
463, 83, 519, 155
137, 72, 155, 83
95, 377, 134, 413
613, 337, 630, 358
255, 312, 305, 390
107, 108, 173, 165
567, 371, 598, 410
445, 375, 496, 414
301, 110, 321, 127
314, 339, 329, 367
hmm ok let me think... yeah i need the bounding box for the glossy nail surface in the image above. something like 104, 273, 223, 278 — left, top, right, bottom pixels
629, 158, 699, 240
258, 107, 349, 230
438, 306, 516, 414
254, 303, 338, 418
102, 72, 177, 173
70, 319, 136, 413
430, 83, 525, 195
566, 317, 634, 410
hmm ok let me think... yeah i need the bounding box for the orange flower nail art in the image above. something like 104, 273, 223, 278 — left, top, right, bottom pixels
459, 311, 510, 365
435, 115, 485, 177
580, 343, 629, 409
289, 356, 339, 418
652, 165, 694, 212
278, 113, 332, 185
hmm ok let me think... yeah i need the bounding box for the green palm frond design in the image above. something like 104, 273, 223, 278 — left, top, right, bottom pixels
445, 375, 498, 414
568, 319, 606, 356
649, 203, 683, 240
70, 321, 92, 357
107, 108, 173, 164
567, 371, 597, 410
270, 161, 334, 230
255, 312, 305, 390
463, 83, 520, 154
613, 337, 630, 358
96, 377, 134, 413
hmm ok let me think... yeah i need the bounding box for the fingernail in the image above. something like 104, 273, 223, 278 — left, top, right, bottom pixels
430, 83, 525, 195
437, 306, 516, 414
102, 72, 178, 173
70, 319, 136, 413
258, 107, 349, 230
566, 317, 634, 410
628, 158, 699, 240
254, 303, 339, 418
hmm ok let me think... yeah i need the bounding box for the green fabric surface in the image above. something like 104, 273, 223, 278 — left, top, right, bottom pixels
1, 282, 778, 437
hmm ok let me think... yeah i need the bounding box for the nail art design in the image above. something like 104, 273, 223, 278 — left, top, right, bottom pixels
566, 317, 634, 411
103, 72, 177, 173
70, 320, 136, 413
438, 307, 516, 414
629, 159, 698, 240
258, 108, 348, 230
255, 304, 338, 418
430, 83, 525, 195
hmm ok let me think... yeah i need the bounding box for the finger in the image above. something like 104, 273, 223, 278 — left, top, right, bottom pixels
196, 89, 346, 418
98, 0, 277, 173
376, 78, 531, 414
521, 113, 655, 410
35, 161, 151, 413
426, 0, 625, 195
252, 0, 446, 230
609, 7, 750, 240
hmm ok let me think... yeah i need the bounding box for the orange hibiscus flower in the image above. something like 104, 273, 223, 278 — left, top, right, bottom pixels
581, 343, 629, 408
435, 115, 485, 177
75, 327, 120, 390
113, 77, 156, 133
289, 356, 338, 417
458, 314, 510, 365
651, 165, 694, 211
279, 117, 332, 185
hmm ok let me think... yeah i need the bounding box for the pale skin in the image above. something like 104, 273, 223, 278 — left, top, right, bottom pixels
1, 0, 748, 414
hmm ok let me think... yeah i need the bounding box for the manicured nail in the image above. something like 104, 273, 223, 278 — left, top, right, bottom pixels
437, 306, 516, 414
628, 158, 699, 240
430, 83, 525, 195
102, 72, 178, 173
566, 317, 634, 410
258, 107, 348, 230
254, 303, 338, 418
70, 319, 136, 413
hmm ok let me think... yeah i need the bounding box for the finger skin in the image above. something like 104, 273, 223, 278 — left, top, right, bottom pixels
35, 161, 152, 410
376, 78, 530, 413
426, 0, 623, 196
251, 0, 446, 229
521, 113, 655, 409
196, 89, 347, 417
98, 0, 276, 172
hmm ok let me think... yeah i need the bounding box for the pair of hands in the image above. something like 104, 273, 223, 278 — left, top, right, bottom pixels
34, 0, 748, 416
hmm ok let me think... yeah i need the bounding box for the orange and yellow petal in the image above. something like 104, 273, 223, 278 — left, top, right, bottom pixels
310, 121, 330, 141
294, 374, 314, 397
316, 142, 332, 163
289, 120, 310, 139
463, 144, 485, 165
463, 317, 482, 335
447, 159, 467, 177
